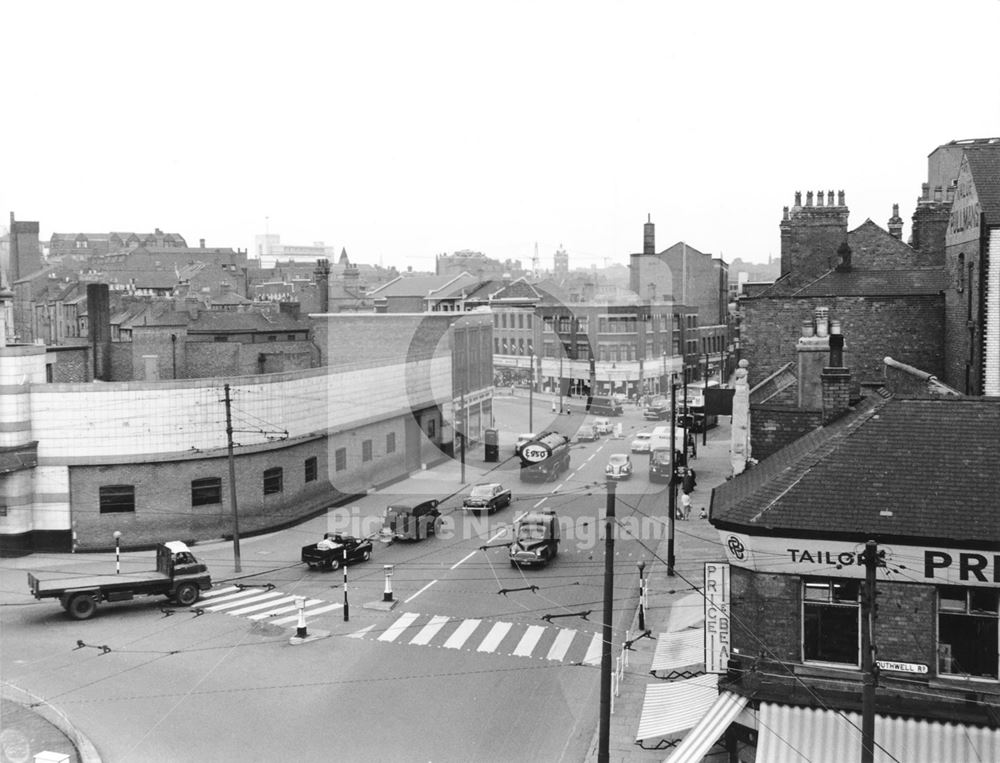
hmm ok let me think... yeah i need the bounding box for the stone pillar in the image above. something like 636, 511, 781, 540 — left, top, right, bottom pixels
730, 359, 751, 477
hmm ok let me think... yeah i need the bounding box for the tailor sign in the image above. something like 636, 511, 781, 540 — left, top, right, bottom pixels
720, 531, 1000, 589
704, 563, 730, 674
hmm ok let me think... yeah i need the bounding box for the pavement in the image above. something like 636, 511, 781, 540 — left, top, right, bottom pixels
2, 389, 733, 763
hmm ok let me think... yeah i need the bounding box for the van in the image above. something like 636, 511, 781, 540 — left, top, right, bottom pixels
589, 396, 623, 416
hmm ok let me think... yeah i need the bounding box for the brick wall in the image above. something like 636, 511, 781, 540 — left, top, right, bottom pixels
750, 405, 822, 460
942, 242, 980, 394
821, 367, 851, 424
730, 568, 801, 662
742, 294, 945, 387
48, 347, 90, 383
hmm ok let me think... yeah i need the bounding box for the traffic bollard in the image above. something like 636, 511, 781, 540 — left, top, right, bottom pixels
295, 596, 307, 639
383, 564, 394, 602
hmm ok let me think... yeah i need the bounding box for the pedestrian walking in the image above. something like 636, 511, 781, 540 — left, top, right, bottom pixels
681, 493, 691, 520
682, 467, 697, 496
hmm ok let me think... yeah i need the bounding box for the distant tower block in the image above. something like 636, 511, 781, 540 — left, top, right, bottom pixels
644, 214, 655, 255
554, 245, 569, 277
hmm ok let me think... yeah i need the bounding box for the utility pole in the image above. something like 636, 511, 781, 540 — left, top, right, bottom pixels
667, 378, 676, 576
861, 539, 879, 763
703, 353, 709, 447
529, 350, 534, 433
342, 546, 350, 622
598, 477, 617, 763
459, 390, 466, 483
223, 383, 242, 573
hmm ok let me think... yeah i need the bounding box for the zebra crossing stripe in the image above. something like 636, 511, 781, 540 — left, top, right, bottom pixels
202, 586, 239, 598
477, 622, 513, 653
582, 632, 603, 665
378, 612, 421, 642
546, 629, 577, 661
443, 619, 481, 649
410, 615, 449, 645
347, 624, 375, 639
203, 591, 285, 612
247, 599, 323, 620
270, 602, 342, 625
512, 625, 546, 657
227, 595, 299, 616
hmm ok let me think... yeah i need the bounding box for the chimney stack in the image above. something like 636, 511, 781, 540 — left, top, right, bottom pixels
888, 203, 903, 240
643, 214, 655, 256
821, 326, 850, 424
199, 238, 205, 248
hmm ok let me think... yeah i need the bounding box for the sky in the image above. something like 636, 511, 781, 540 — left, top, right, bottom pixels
3, 0, 999, 272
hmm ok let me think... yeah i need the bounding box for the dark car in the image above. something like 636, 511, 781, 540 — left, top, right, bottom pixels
383, 499, 442, 541
301, 533, 373, 570
589, 396, 624, 416
463, 483, 512, 513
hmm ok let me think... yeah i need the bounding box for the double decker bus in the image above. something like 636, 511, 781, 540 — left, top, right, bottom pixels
518, 431, 571, 482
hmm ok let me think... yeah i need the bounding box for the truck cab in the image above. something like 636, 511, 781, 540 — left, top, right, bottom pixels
382, 499, 442, 541
509, 510, 560, 567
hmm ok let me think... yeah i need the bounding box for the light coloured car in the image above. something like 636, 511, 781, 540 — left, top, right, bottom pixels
606, 453, 633, 480
593, 417, 612, 435
463, 483, 512, 513
630, 432, 653, 453
576, 424, 599, 442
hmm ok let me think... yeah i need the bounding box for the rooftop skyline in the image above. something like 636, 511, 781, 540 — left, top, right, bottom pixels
3, 1, 998, 271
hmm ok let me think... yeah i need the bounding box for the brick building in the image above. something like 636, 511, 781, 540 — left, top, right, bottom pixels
942, 143, 1000, 395
707, 394, 1000, 759
741, 191, 947, 387
0, 311, 491, 554
48, 228, 188, 259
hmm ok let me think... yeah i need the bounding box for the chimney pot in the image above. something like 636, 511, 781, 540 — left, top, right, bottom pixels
794, 191, 802, 207
838, 190, 845, 206
806, 191, 814, 207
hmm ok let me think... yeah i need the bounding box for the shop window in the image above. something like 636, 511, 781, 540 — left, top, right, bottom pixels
100, 485, 135, 514
362, 440, 373, 462
263, 467, 283, 495
191, 477, 222, 506
938, 587, 999, 679
304, 457, 318, 482
802, 578, 860, 665
386, 432, 396, 454
335, 448, 347, 471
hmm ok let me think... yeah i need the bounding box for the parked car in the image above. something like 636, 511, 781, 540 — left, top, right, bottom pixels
593, 418, 612, 435
576, 424, 599, 442
630, 432, 653, 453
463, 483, 512, 513
515, 433, 537, 456
606, 453, 633, 480
301, 533, 374, 570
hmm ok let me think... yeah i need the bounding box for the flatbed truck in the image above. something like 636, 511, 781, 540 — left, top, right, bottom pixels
27, 541, 212, 620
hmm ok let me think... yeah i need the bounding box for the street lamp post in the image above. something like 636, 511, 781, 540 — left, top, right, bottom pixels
529, 350, 534, 433
113, 530, 121, 574
637, 560, 646, 631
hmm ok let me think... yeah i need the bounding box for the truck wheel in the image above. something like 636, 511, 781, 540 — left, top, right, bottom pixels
174, 583, 200, 606
328, 557, 341, 571
362, 550, 371, 562
68, 594, 98, 620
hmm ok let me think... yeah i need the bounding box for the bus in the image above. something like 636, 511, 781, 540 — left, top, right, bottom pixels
677, 380, 720, 433
518, 432, 571, 482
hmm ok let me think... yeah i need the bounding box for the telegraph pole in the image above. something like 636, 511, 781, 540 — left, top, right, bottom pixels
529, 351, 534, 433
861, 539, 879, 763
703, 353, 709, 446
667, 378, 676, 576
459, 390, 466, 483
223, 383, 242, 573
598, 477, 617, 763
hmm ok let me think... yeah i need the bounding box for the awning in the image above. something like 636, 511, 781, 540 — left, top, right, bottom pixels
756, 702, 1000, 762
664, 592, 705, 632
650, 629, 703, 678
635, 673, 719, 744
664, 690, 750, 763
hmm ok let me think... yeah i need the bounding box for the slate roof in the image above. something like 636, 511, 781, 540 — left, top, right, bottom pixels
965, 147, 1000, 226
711, 397, 1000, 547
369, 273, 473, 298
750, 268, 947, 298
187, 310, 306, 333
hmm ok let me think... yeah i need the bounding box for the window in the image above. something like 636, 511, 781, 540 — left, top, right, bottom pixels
386, 432, 396, 454
362, 439, 373, 462
494, 338, 501, 354
517, 338, 525, 355
577, 316, 588, 333
493, 314, 499, 328
304, 457, 318, 482
268, 335, 277, 342
287, 334, 296, 340
214, 336, 229, 342
543, 317, 554, 333
191, 477, 222, 506
427, 420, 436, 439
558, 317, 571, 333
576, 342, 590, 360
501, 313, 508, 329
335, 448, 347, 471
263, 467, 283, 495
517, 313, 524, 329
802, 578, 860, 665
938, 587, 999, 678
100, 485, 135, 513
526, 314, 532, 329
